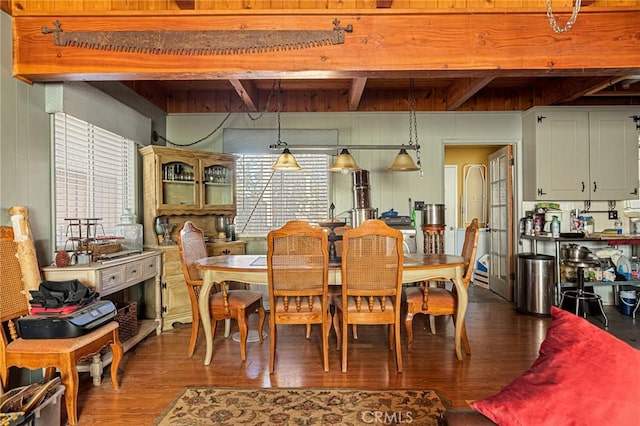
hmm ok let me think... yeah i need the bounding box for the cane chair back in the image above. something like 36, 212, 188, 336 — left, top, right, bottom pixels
336, 219, 404, 373
0, 226, 122, 426
267, 220, 330, 373
177, 221, 265, 361
405, 218, 479, 354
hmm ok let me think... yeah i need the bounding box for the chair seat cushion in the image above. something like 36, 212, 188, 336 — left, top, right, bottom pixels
6, 320, 118, 354
405, 286, 455, 310
335, 295, 395, 313
273, 295, 324, 313
210, 289, 262, 309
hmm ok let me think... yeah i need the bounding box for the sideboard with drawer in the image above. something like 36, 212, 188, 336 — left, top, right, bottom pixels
42, 250, 162, 351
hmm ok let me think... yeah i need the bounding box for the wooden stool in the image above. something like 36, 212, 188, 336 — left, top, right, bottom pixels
423, 225, 445, 254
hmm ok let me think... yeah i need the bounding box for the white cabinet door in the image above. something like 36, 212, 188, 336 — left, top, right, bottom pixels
523, 107, 639, 201
588, 111, 639, 200
535, 110, 590, 200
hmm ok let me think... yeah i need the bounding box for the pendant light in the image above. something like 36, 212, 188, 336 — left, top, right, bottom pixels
387, 78, 421, 172
272, 81, 301, 171
329, 148, 360, 173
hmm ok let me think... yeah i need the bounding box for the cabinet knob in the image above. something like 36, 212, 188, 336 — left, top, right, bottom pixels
593, 181, 597, 193
223, 249, 230, 255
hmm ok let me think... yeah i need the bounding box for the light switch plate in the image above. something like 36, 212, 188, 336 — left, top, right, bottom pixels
608, 210, 618, 220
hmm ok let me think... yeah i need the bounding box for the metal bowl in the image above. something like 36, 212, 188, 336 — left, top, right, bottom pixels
561, 243, 592, 261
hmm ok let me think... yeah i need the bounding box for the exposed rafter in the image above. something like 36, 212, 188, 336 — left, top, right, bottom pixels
445, 77, 495, 111
229, 79, 258, 112
348, 78, 367, 111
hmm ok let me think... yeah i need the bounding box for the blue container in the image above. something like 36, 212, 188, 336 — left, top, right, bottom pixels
619, 290, 637, 316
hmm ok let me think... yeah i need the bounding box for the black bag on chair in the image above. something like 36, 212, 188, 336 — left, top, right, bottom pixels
28, 279, 99, 311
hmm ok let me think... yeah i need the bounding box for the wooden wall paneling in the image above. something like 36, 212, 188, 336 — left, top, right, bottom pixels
4, 0, 640, 13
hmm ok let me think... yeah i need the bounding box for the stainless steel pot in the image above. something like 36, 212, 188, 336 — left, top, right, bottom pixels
352, 208, 377, 227
421, 204, 445, 226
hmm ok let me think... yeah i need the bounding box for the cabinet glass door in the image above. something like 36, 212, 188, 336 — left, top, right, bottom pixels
160, 159, 197, 208
202, 163, 234, 208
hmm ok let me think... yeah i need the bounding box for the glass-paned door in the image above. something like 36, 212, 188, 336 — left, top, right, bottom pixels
488, 145, 514, 301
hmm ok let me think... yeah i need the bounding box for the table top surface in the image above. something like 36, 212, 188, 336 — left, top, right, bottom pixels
195, 253, 465, 272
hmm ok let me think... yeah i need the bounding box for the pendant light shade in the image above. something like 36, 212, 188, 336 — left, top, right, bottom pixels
387, 148, 420, 172
271, 80, 301, 171
329, 148, 361, 172
272, 147, 302, 171
388, 78, 422, 172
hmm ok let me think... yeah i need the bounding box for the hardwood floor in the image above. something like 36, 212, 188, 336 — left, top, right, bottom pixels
73, 286, 638, 425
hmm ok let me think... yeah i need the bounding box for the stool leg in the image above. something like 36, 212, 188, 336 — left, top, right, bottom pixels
595, 297, 609, 328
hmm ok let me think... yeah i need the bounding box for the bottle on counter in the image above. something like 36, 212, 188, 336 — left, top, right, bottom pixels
631, 256, 639, 280
551, 215, 560, 238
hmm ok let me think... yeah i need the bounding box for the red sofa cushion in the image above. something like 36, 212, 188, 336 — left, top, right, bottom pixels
471, 306, 640, 426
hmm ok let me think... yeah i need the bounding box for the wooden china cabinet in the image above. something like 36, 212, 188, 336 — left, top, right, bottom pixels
140, 145, 246, 330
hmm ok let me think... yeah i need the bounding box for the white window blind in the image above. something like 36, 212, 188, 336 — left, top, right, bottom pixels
236, 154, 329, 235
54, 112, 136, 250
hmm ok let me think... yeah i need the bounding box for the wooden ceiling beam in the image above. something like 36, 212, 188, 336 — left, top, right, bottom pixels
348, 78, 367, 111
12, 12, 640, 83
229, 79, 258, 112
444, 77, 494, 111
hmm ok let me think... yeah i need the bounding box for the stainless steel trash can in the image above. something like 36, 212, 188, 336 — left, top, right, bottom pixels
517, 253, 555, 315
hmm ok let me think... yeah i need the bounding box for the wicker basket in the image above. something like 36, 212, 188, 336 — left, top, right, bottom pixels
113, 301, 139, 342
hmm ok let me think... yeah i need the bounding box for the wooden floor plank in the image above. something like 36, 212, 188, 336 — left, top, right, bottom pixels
73, 286, 639, 425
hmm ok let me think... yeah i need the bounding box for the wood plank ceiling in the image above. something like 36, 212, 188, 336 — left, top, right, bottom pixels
5, 0, 640, 113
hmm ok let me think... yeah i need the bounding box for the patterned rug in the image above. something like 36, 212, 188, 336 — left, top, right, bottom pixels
154, 387, 450, 425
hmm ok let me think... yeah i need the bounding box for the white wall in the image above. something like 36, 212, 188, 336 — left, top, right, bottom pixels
1, 12, 52, 263
167, 111, 522, 236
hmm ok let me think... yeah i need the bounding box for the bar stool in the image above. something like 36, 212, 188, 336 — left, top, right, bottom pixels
423, 224, 445, 254
560, 258, 608, 327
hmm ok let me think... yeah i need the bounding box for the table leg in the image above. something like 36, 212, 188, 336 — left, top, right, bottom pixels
198, 271, 215, 365
452, 265, 467, 361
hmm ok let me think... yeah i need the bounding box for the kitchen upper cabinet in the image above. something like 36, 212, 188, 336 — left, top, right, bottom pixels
522, 108, 639, 201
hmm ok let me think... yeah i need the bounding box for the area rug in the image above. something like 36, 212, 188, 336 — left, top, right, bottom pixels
154, 387, 450, 425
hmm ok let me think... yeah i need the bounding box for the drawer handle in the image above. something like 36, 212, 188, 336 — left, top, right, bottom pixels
131, 269, 137, 274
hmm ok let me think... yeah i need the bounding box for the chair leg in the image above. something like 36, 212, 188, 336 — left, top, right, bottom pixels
341, 314, 348, 373
352, 324, 358, 340
237, 308, 249, 361
269, 318, 277, 374
306, 323, 311, 339
394, 321, 403, 373
257, 304, 266, 343
404, 311, 415, 353
59, 359, 79, 426
188, 306, 200, 357
322, 312, 330, 372
109, 331, 123, 389
333, 311, 342, 351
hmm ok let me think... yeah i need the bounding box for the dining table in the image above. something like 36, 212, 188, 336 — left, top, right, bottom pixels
194, 253, 467, 366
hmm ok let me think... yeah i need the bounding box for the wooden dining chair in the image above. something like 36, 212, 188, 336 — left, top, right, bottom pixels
177, 221, 265, 360
0, 226, 123, 426
404, 218, 479, 354
267, 220, 330, 373
334, 219, 404, 373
